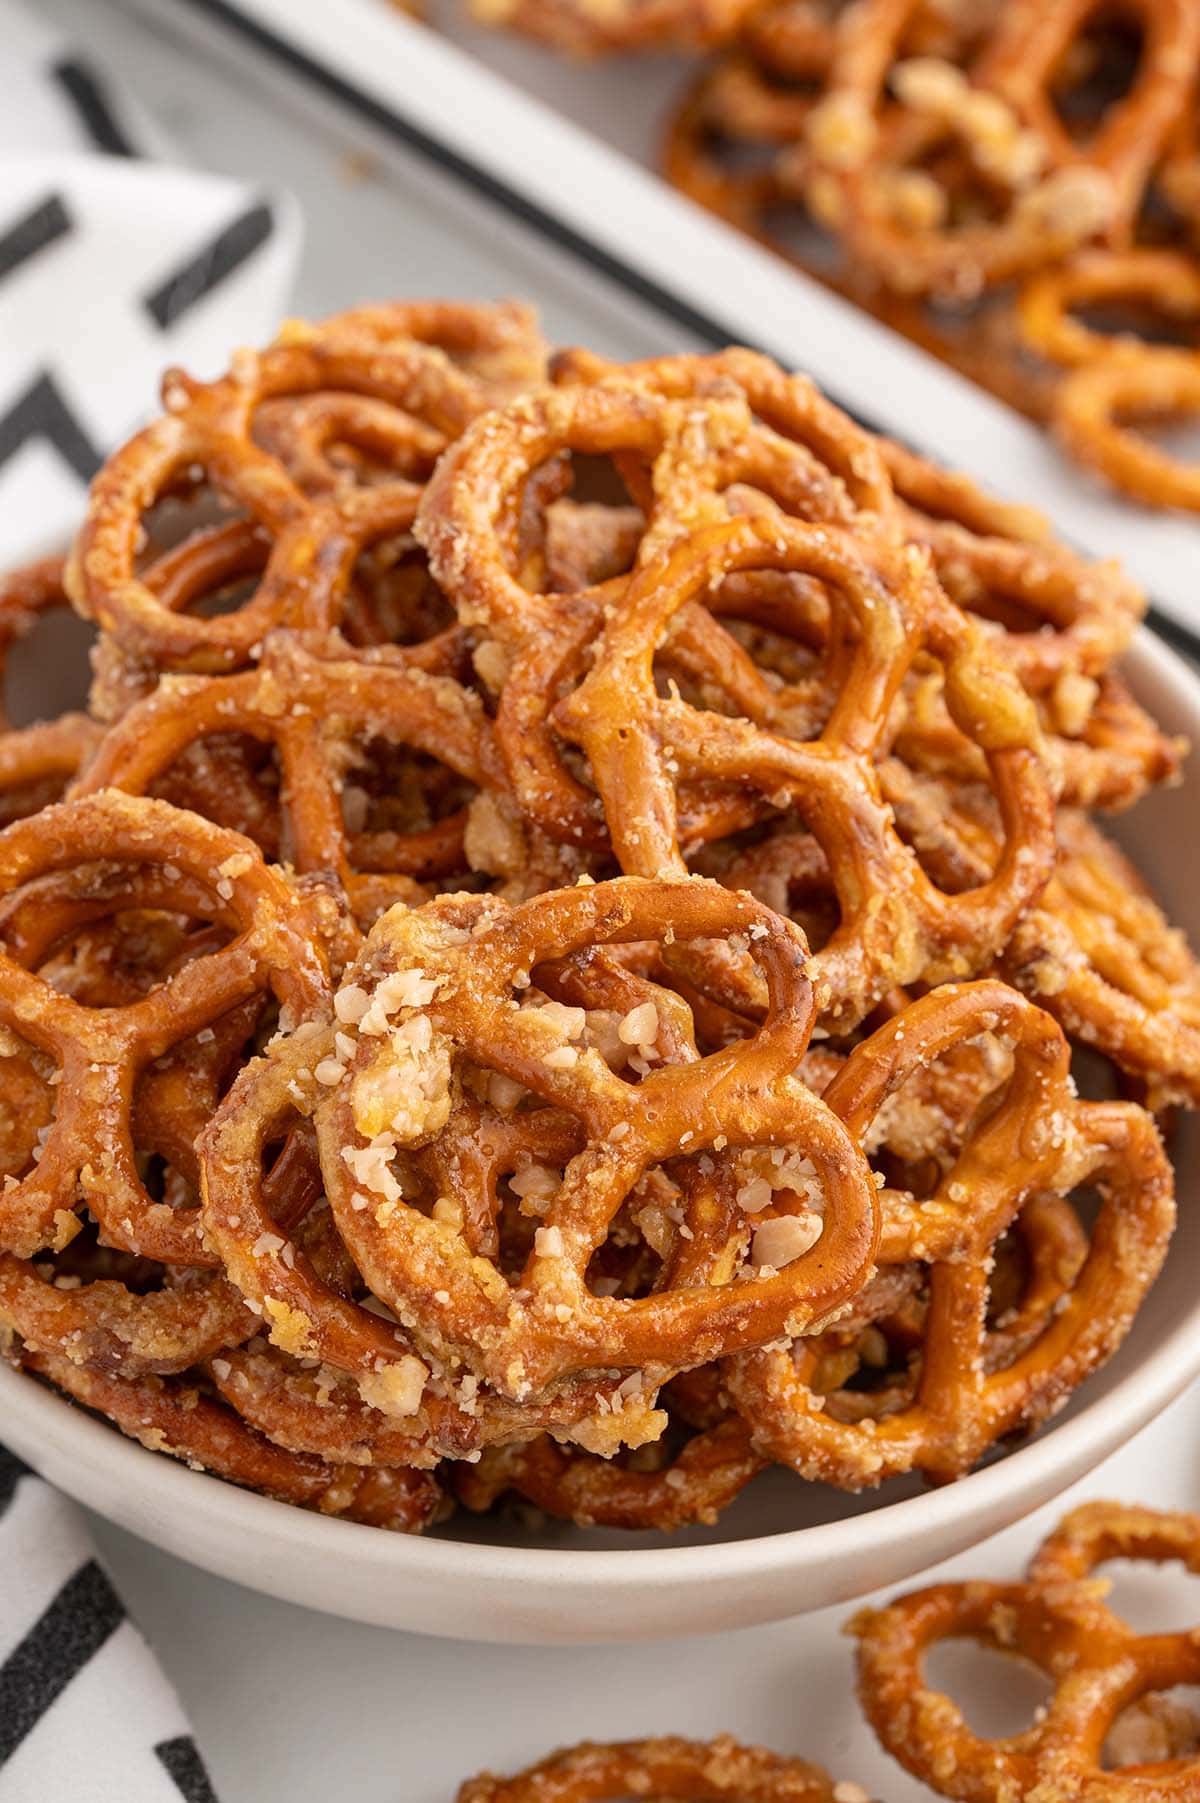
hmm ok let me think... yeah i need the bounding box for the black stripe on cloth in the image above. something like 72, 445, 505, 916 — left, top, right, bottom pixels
0, 1559, 124, 1767
155, 1735, 221, 1803
0, 1447, 31, 1517
143, 202, 274, 330
0, 195, 72, 286
0, 372, 104, 484
51, 58, 138, 158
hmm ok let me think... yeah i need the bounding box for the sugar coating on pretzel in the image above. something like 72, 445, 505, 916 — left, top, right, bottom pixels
725, 980, 1174, 1486
855, 1500, 1200, 1799
208, 875, 881, 1453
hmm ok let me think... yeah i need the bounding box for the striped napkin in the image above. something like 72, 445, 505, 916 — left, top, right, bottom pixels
1, 1452, 215, 1802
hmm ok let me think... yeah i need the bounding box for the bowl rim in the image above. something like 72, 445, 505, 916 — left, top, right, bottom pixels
3, 624, 1197, 1602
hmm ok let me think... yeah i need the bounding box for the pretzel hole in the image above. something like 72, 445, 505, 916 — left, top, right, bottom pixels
1091, 1560, 1200, 1634
1106, 406, 1200, 464
924, 1638, 1054, 1737
154, 737, 281, 856
1049, 8, 1145, 140
133, 1152, 197, 1213
42, 1219, 167, 1291
27, 910, 237, 1008
518, 455, 642, 592
1105, 1686, 1200, 1768
691, 825, 839, 956
0, 1037, 54, 1178
343, 549, 455, 649
564, 454, 638, 511
343, 740, 475, 880
869, 1029, 1018, 1195
5, 605, 94, 728
1068, 299, 1199, 353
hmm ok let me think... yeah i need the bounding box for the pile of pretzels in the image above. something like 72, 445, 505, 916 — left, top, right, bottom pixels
0, 298, 1191, 1535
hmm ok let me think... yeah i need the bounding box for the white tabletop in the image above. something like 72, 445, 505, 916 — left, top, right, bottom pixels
24, 4, 1200, 1798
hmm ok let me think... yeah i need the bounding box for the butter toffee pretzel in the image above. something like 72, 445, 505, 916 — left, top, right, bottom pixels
855, 1501, 1200, 1800
0, 299, 1187, 1541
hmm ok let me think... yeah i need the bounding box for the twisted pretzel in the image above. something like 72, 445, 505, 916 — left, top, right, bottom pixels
453, 1409, 765, 1531
67, 325, 484, 672
855, 1501, 1200, 1798
882, 772, 1200, 1107
306, 877, 878, 1417
558, 512, 1052, 1028
418, 372, 890, 857
726, 980, 1174, 1486
75, 628, 501, 924
1055, 348, 1200, 513
0, 791, 327, 1262
805, 0, 1200, 299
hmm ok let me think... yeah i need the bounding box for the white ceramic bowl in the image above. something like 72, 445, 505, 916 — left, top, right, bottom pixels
2, 628, 1197, 1643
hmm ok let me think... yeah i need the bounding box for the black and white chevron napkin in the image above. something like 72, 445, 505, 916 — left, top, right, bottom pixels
0, 4, 303, 1795
0, 0, 300, 568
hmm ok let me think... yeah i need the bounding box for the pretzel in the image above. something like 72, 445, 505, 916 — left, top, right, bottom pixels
66, 323, 485, 672
14, 1343, 444, 1531
1017, 248, 1200, 372
74, 628, 505, 924
882, 772, 1200, 1107
454, 1266, 919, 1530
417, 372, 895, 862
200, 983, 666, 1461
552, 348, 1142, 733
892, 664, 1180, 812
0, 791, 328, 1263
0, 919, 279, 1380
885, 455, 1144, 697
725, 980, 1174, 1486
854, 1501, 1200, 1799
453, 1408, 766, 1530
1054, 347, 1200, 512
0, 715, 102, 826
306, 877, 880, 1420
1006, 808, 1200, 1109
1012, 249, 1200, 508
658, 1, 1200, 504
457, 1735, 849, 1801
557, 512, 1053, 1028
315, 298, 547, 393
